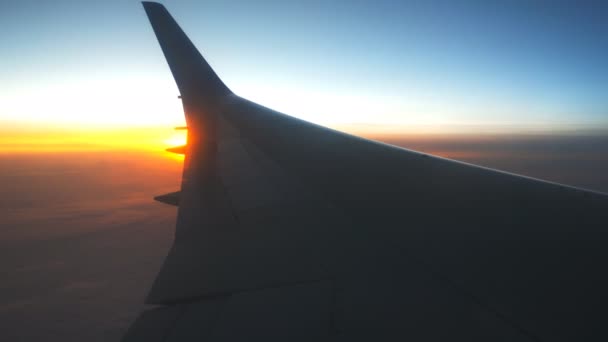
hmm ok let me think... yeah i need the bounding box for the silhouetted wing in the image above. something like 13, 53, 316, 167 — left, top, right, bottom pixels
123, 2, 608, 341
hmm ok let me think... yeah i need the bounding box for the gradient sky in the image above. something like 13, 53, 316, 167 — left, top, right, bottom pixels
1, 0, 607, 136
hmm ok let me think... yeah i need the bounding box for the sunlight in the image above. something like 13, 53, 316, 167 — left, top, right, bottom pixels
164, 131, 187, 148
0, 73, 185, 127
0, 124, 187, 156
163, 130, 187, 161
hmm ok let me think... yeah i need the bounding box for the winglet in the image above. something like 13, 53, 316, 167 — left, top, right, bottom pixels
142, 2, 231, 102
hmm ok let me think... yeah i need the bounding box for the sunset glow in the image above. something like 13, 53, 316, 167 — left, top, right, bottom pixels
0, 124, 186, 155
163, 131, 187, 148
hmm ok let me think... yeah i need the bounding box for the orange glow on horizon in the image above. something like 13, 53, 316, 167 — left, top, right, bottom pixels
0, 124, 187, 159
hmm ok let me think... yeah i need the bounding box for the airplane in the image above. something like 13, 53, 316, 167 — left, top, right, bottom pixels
123, 2, 608, 341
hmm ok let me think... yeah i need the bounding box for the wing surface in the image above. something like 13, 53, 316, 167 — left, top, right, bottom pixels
124, 2, 608, 341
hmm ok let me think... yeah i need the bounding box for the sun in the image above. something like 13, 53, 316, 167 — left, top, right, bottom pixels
164, 131, 187, 148
162, 130, 187, 161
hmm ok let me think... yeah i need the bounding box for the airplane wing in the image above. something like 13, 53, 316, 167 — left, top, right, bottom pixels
123, 2, 608, 341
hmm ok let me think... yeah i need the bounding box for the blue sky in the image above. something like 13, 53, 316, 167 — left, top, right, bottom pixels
1, 0, 607, 132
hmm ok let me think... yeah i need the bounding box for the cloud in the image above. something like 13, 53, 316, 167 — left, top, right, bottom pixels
0, 151, 181, 341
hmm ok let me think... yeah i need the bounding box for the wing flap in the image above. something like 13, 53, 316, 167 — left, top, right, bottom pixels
154, 191, 180, 206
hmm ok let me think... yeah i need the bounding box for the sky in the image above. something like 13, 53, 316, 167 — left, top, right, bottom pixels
1, 0, 608, 151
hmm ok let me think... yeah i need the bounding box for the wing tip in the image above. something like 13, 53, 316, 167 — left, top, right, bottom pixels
142, 0, 232, 102
141, 1, 162, 8
142, 2, 168, 16
142, 2, 165, 17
